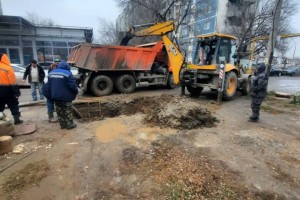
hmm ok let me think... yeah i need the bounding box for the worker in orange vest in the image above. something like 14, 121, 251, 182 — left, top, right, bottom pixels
0, 53, 23, 125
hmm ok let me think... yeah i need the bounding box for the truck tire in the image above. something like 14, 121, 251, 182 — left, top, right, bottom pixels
116, 74, 136, 93
90, 75, 113, 96
223, 71, 237, 100
187, 86, 203, 97
167, 74, 176, 89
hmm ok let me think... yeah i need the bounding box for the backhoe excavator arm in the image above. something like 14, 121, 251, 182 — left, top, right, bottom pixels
120, 21, 184, 84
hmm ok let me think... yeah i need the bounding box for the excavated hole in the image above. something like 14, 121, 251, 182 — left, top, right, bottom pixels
73, 95, 219, 130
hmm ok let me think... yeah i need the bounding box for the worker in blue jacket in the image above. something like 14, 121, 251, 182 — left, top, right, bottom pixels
42, 61, 78, 129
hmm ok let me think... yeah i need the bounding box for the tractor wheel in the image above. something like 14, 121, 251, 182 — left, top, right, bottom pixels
187, 86, 203, 97
223, 72, 237, 100
116, 74, 136, 93
90, 75, 113, 96
167, 73, 176, 89
240, 77, 251, 96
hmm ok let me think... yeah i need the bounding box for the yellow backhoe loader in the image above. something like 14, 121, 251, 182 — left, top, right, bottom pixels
122, 21, 251, 100
181, 33, 251, 99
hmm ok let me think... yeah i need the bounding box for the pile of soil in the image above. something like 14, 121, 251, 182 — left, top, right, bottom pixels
144, 96, 218, 129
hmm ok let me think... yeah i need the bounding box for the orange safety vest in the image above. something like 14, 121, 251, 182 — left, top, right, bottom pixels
0, 54, 17, 86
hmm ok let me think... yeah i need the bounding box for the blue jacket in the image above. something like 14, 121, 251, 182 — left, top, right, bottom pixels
43, 61, 78, 102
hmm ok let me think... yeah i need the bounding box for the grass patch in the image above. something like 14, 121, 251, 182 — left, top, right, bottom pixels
2, 160, 49, 198
122, 139, 252, 199
261, 93, 300, 115
261, 104, 283, 114
267, 91, 277, 96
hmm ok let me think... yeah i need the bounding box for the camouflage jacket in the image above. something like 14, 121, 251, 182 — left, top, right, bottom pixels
251, 73, 268, 98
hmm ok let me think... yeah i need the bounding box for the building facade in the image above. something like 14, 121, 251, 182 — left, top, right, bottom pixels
179, 0, 257, 61
0, 15, 93, 65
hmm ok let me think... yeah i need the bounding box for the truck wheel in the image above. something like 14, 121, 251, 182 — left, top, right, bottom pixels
187, 86, 203, 97
223, 72, 237, 100
90, 75, 113, 96
167, 74, 176, 89
116, 74, 136, 93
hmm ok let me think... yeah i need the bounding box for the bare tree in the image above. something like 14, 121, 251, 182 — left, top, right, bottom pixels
97, 18, 119, 45
230, 0, 298, 59
26, 12, 55, 26
115, 0, 213, 47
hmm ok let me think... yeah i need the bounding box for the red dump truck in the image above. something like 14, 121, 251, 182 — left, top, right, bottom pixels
67, 21, 184, 96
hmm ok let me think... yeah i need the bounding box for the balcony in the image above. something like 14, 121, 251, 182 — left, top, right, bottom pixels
228, 0, 257, 6
227, 16, 242, 26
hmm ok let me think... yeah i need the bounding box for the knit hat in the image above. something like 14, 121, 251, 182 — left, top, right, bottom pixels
257, 63, 266, 74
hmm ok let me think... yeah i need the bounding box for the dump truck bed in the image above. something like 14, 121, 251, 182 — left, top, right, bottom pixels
68, 42, 164, 71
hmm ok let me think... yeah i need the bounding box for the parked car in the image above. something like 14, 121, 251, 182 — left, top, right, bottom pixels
270, 67, 282, 76
282, 67, 300, 76
11, 64, 30, 87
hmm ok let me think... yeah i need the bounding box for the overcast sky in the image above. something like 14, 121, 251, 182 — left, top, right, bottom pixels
1, 0, 120, 37
2, 0, 300, 58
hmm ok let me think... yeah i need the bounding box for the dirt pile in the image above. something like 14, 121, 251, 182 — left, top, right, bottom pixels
144, 96, 218, 129
74, 94, 218, 130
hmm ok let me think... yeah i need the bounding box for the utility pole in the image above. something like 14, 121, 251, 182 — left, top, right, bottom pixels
0, 0, 3, 15
265, 0, 283, 77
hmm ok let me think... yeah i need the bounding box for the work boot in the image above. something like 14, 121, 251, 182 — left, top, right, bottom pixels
67, 123, 77, 130
248, 115, 259, 122
48, 112, 58, 123
13, 114, 23, 125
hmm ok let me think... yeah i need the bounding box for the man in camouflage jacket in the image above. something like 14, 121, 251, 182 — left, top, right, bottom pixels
249, 63, 268, 122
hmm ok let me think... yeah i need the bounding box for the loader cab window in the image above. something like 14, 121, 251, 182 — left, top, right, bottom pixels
193, 39, 217, 65
216, 38, 235, 65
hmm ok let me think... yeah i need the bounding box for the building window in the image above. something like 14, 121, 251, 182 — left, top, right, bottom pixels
195, 25, 201, 34
9, 49, 20, 64
23, 47, 34, 65
181, 28, 188, 37
5, 40, 19, 46
36, 41, 52, 47
68, 42, 80, 47
22, 40, 32, 47
53, 48, 68, 61
204, 21, 210, 30
196, 11, 201, 18
205, 5, 211, 14
0, 48, 6, 54
53, 41, 68, 47
37, 47, 53, 62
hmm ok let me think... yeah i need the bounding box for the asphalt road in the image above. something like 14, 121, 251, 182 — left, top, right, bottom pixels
267, 76, 300, 95
18, 75, 300, 103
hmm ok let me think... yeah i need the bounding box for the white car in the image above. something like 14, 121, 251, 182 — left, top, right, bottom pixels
11, 64, 30, 87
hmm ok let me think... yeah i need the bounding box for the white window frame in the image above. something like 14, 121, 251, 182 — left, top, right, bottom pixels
204, 21, 210, 30
206, 5, 211, 14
